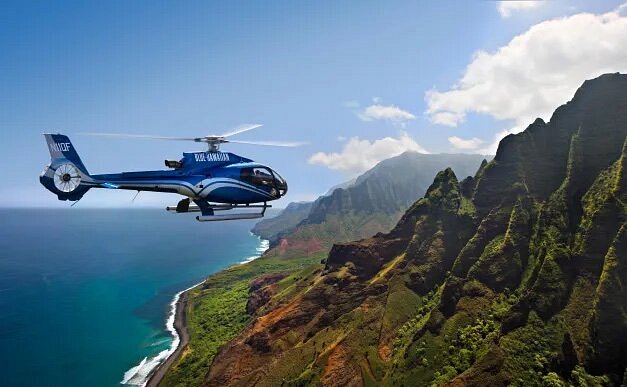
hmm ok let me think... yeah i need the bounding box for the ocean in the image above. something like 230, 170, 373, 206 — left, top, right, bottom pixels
0, 208, 269, 387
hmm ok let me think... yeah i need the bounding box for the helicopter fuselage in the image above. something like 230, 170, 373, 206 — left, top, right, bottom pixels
40, 138, 287, 204
85, 152, 287, 204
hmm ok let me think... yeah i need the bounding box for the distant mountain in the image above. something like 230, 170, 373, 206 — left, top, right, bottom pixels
261, 152, 488, 256
250, 201, 314, 242
306, 152, 489, 222
324, 178, 356, 196
251, 179, 358, 242
205, 73, 627, 386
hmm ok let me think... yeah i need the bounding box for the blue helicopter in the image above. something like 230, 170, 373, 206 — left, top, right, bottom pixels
39, 124, 303, 221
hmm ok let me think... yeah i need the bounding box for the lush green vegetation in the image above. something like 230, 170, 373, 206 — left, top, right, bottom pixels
163, 76, 627, 387
160, 253, 324, 387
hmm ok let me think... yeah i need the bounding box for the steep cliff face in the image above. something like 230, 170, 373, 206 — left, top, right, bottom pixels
305, 153, 487, 224
260, 153, 487, 255
204, 73, 627, 386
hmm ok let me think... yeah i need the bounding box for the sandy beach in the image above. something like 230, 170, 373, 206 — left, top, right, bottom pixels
146, 288, 191, 387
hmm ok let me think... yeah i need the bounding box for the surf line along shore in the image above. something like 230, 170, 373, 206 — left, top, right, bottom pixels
146, 283, 194, 387
144, 237, 269, 386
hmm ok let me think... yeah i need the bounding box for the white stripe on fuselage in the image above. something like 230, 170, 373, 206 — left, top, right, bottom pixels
196, 178, 272, 198
86, 177, 273, 200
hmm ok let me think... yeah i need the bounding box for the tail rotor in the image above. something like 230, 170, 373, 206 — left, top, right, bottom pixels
53, 163, 82, 193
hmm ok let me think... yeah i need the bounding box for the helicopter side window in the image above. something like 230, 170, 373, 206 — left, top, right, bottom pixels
241, 167, 275, 187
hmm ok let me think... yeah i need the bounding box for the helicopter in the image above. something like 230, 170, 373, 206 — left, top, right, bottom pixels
39, 124, 304, 221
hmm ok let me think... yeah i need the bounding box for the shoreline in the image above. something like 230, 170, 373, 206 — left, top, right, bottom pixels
145, 286, 193, 387
121, 280, 203, 387
142, 236, 269, 386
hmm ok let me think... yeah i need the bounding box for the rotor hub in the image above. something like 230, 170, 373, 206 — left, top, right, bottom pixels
202, 136, 226, 152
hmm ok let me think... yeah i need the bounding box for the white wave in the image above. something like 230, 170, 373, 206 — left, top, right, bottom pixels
121, 235, 270, 385
256, 239, 269, 253
121, 357, 146, 385
149, 337, 172, 347
240, 235, 269, 264
120, 281, 202, 386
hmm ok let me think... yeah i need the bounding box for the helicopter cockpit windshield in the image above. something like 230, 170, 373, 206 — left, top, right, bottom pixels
272, 170, 288, 196
240, 167, 288, 197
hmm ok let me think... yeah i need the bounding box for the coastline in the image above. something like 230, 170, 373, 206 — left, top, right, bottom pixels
145, 286, 192, 387
140, 235, 269, 387
121, 280, 202, 387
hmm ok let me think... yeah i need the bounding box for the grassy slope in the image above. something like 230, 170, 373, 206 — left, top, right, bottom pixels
159, 252, 325, 387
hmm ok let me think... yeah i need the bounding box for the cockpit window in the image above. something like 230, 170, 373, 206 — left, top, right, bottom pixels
240, 167, 288, 197
241, 167, 275, 187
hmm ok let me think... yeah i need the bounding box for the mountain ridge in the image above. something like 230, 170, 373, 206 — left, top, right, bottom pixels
203, 73, 627, 386
254, 152, 489, 255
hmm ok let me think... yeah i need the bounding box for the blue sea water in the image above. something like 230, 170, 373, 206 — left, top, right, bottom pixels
0, 208, 269, 387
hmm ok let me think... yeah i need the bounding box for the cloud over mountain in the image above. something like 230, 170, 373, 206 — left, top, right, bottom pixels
308, 132, 428, 176
448, 136, 483, 151
426, 4, 627, 152
357, 104, 416, 122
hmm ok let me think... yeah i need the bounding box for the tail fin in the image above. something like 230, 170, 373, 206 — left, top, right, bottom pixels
40, 134, 91, 201
44, 133, 89, 175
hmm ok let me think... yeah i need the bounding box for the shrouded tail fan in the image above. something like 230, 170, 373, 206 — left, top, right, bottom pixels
53, 163, 81, 193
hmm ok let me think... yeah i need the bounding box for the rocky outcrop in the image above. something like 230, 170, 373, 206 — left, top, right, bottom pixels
246, 273, 288, 315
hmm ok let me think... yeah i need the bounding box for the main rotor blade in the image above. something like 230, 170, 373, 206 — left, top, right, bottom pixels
216, 124, 262, 138
79, 132, 198, 141
227, 139, 307, 147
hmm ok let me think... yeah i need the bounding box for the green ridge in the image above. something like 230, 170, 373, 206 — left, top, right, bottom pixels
161, 73, 627, 387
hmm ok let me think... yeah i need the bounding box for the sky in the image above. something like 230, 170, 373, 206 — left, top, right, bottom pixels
1, 0, 626, 208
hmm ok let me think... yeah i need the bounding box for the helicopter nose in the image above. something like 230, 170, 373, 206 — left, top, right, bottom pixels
269, 168, 287, 197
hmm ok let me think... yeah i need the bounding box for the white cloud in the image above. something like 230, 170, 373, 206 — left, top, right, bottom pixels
478, 121, 531, 155
448, 136, 484, 150
431, 111, 466, 126
308, 132, 429, 176
426, 5, 627, 151
357, 104, 416, 122
498, 1, 543, 18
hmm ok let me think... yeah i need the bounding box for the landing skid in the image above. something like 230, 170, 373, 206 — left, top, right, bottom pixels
195, 212, 265, 222
166, 198, 271, 222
